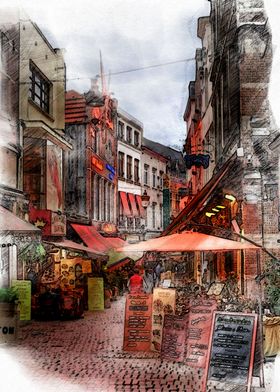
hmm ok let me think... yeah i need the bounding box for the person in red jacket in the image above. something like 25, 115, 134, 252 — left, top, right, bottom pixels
127, 269, 143, 294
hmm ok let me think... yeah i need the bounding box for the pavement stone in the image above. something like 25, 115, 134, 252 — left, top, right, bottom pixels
0, 295, 275, 391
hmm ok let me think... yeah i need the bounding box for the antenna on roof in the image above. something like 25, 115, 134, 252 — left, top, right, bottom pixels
99, 50, 107, 97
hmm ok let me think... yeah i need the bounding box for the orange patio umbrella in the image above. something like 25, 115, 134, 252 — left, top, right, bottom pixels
117, 231, 261, 253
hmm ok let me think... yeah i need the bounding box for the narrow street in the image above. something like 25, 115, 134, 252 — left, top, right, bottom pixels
0, 296, 275, 392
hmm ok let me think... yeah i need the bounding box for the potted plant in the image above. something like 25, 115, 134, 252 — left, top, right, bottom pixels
0, 286, 19, 317
264, 259, 280, 315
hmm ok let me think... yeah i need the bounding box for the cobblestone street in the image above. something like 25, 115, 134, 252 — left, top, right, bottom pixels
0, 296, 275, 391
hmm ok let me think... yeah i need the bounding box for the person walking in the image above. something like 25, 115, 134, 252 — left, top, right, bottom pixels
127, 269, 143, 294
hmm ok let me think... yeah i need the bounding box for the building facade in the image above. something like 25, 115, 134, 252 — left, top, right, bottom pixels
183, 16, 215, 198
64, 81, 118, 237
117, 108, 144, 242
166, 0, 279, 298
142, 138, 187, 230
141, 142, 167, 239
0, 11, 66, 287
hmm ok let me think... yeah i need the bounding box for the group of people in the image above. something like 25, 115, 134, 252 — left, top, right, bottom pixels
127, 262, 164, 294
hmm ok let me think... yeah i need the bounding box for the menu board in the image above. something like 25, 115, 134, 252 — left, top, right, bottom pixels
60, 258, 76, 289
12, 280, 31, 321
185, 298, 217, 368
88, 277, 104, 311
123, 294, 152, 351
205, 312, 258, 390
151, 288, 176, 352
161, 314, 187, 362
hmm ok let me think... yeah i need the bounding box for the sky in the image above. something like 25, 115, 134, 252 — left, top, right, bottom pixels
1, 0, 280, 148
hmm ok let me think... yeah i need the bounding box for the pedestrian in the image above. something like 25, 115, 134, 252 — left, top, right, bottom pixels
143, 269, 154, 293
127, 269, 143, 294
154, 261, 164, 287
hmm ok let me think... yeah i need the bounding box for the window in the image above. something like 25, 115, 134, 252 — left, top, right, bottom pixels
118, 152, 125, 177
152, 202, 156, 229
160, 204, 163, 228
29, 61, 51, 114
127, 155, 132, 180
152, 168, 157, 188
118, 121, 124, 139
134, 131, 139, 147
159, 171, 163, 189
144, 164, 149, 186
134, 159, 139, 183
126, 126, 132, 143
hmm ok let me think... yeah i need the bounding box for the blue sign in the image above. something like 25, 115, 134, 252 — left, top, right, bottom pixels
106, 164, 115, 175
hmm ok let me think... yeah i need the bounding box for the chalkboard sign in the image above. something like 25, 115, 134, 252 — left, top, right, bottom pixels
123, 294, 152, 351
205, 312, 258, 391
161, 314, 187, 362
185, 298, 217, 368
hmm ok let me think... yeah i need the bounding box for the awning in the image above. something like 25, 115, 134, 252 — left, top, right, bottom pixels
44, 239, 106, 257
117, 231, 261, 253
0, 206, 41, 233
163, 155, 236, 235
135, 195, 145, 218
71, 224, 127, 253
128, 193, 139, 217
72, 224, 110, 252
119, 191, 132, 217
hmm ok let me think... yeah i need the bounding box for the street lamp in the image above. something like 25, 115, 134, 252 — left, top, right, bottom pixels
140, 190, 150, 241
141, 190, 150, 209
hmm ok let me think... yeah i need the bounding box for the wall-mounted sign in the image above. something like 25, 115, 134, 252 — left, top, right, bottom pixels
106, 163, 115, 175
51, 211, 66, 236
102, 223, 117, 234
29, 208, 66, 237
92, 156, 104, 171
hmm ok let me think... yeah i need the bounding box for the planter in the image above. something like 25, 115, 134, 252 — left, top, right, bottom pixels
0, 302, 19, 343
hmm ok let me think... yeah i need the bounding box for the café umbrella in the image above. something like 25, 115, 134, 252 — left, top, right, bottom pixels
117, 231, 261, 253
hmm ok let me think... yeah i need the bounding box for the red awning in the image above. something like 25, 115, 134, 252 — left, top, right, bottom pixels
117, 231, 261, 253
135, 195, 145, 218
163, 155, 236, 235
71, 224, 126, 253
119, 191, 132, 217
128, 193, 139, 217
72, 224, 110, 252
44, 239, 105, 257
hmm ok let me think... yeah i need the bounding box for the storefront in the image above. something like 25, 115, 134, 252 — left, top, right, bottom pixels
119, 232, 265, 391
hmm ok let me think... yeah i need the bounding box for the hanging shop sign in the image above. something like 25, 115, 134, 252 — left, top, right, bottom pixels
123, 293, 152, 351
184, 154, 210, 169
161, 314, 188, 362
185, 298, 217, 368
204, 312, 258, 392
151, 288, 176, 352
29, 209, 66, 236
51, 211, 66, 236
88, 277, 104, 311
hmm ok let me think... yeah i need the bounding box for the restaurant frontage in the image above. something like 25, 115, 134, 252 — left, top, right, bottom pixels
117, 231, 269, 391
